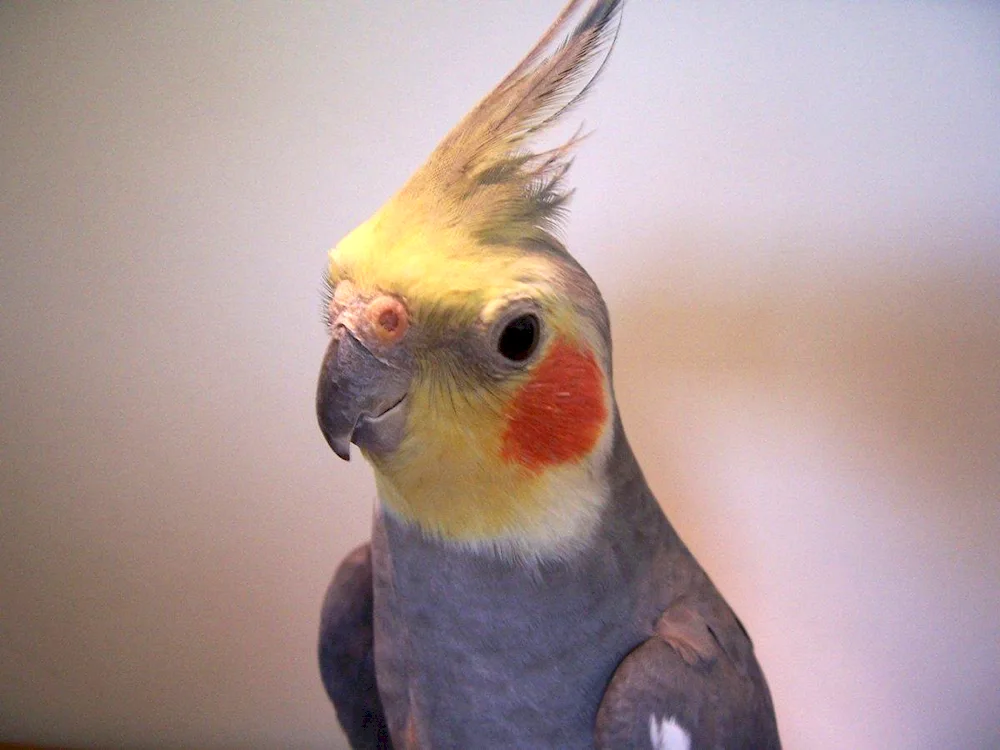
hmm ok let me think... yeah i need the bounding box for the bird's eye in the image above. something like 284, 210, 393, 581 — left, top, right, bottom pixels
497, 313, 540, 362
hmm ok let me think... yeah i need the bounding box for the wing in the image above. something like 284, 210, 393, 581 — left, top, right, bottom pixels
318, 542, 393, 750
595, 596, 781, 750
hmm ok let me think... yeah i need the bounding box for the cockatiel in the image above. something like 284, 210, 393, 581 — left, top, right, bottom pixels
315, 1, 781, 748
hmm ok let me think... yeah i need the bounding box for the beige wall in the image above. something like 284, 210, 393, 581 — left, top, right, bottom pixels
2, 2, 998, 748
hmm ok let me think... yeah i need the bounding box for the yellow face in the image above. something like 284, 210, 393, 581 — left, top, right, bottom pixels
324, 203, 615, 559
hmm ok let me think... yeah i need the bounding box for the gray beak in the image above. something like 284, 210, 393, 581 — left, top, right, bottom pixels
316, 327, 411, 461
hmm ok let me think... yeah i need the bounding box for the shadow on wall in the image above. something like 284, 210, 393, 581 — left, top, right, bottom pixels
608, 231, 1000, 748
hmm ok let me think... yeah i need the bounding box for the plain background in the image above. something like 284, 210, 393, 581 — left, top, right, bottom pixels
2, 1, 998, 748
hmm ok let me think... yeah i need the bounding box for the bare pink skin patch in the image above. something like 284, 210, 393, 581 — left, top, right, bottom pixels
367, 295, 409, 345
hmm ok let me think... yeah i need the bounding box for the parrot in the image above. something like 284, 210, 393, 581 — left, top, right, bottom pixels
314, 1, 781, 748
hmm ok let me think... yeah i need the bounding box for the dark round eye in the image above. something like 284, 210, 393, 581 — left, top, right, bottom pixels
497, 313, 540, 362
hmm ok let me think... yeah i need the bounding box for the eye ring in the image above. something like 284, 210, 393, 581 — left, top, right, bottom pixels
497, 313, 541, 362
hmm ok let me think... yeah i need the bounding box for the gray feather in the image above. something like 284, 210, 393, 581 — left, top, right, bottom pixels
357, 419, 781, 748
318, 543, 393, 750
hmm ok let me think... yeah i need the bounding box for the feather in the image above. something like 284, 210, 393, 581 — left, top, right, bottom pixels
398, 0, 625, 249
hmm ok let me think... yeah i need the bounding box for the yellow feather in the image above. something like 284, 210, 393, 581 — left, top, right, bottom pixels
364, 364, 615, 560
329, 197, 563, 327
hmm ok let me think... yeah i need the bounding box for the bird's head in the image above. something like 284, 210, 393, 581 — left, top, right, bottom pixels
317, 0, 624, 559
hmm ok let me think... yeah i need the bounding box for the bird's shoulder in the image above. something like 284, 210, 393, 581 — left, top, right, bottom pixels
596, 595, 780, 750
319, 542, 393, 750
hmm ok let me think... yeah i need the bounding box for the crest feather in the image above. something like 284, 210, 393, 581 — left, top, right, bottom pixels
398, 0, 624, 249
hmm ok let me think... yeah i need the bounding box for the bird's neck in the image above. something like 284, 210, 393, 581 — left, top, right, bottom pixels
367, 337, 619, 559
371, 449, 610, 560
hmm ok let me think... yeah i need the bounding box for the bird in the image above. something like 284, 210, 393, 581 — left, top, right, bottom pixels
314, 1, 781, 747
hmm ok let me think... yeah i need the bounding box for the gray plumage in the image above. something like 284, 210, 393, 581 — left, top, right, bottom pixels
319, 544, 391, 749
321, 419, 779, 748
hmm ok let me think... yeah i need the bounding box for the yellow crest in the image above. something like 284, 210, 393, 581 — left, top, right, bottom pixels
329, 0, 624, 318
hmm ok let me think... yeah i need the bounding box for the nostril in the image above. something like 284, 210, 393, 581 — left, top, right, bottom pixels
326, 280, 356, 328
367, 296, 409, 344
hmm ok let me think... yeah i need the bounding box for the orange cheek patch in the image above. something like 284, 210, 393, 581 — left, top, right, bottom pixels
501, 338, 607, 473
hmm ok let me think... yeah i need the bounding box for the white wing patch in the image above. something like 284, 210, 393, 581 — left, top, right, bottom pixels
649, 714, 691, 750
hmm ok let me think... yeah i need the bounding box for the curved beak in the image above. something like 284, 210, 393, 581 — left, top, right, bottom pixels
315, 327, 411, 461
